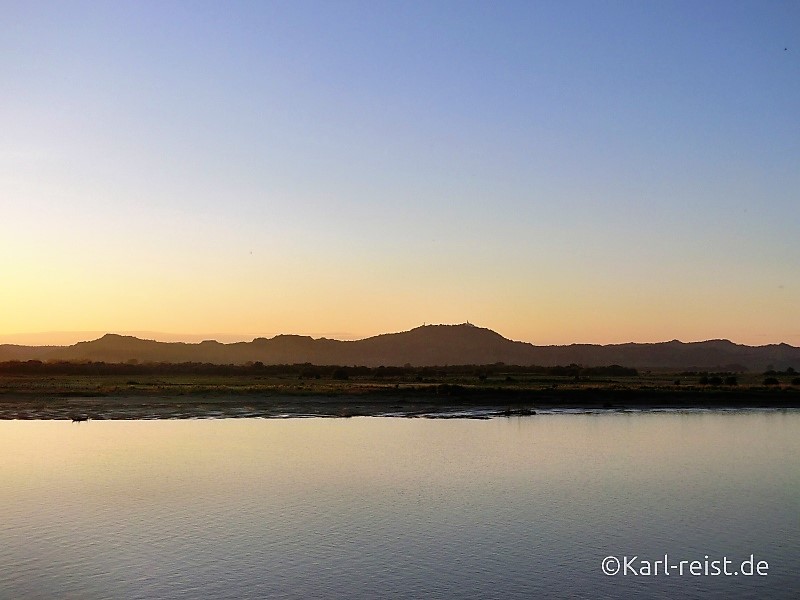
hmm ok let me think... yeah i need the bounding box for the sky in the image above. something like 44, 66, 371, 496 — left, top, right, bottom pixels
1, 0, 798, 346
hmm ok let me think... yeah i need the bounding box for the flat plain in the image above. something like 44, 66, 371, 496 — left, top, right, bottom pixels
1, 369, 798, 419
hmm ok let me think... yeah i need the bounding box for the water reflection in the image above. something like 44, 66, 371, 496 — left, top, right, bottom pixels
1, 412, 797, 599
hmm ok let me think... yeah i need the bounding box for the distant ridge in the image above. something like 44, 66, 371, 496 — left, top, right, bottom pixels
1, 324, 798, 371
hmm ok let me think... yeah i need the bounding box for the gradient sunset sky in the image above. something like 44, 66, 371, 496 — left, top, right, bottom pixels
2, 1, 798, 346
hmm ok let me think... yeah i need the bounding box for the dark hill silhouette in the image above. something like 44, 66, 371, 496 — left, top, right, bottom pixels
1, 324, 798, 371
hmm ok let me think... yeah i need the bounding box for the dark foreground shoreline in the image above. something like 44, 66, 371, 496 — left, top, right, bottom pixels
1, 386, 798, 420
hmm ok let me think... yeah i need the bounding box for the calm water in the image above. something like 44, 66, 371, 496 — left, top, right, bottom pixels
1, 411, 798, 599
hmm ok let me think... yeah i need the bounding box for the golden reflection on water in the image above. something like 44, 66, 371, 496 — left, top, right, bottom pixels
2, 412, 797, 499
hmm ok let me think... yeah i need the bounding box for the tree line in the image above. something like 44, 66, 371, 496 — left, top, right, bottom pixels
0, 360, 638, 378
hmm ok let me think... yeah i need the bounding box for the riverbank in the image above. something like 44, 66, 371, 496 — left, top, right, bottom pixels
1, 374, 798, 419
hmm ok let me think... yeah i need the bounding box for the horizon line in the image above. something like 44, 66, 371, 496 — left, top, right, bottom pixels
1, 325, 798, 349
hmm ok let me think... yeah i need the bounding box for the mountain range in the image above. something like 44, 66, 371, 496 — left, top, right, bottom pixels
1, 324, 798, 371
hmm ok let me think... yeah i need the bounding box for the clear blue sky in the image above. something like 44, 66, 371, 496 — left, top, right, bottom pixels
1, 1, 798, 345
